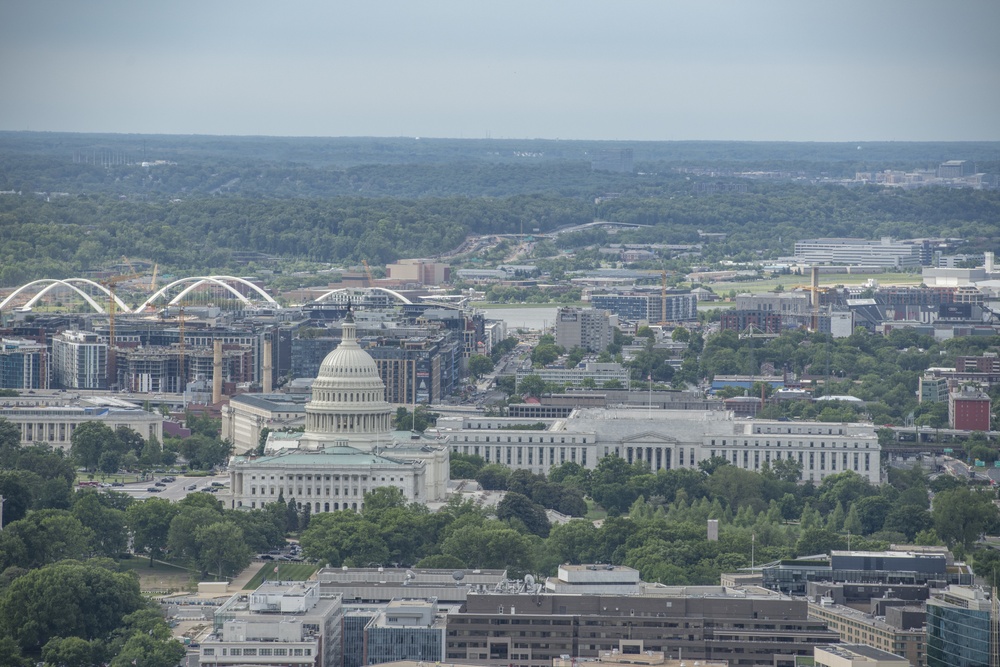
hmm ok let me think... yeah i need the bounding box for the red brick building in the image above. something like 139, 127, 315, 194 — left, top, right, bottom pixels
949, 387, 992, 431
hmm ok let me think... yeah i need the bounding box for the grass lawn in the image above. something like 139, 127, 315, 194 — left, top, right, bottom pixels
705, 271, 921, 296
243, 562, 318, 590
584, 499, 608, 522
118, 557, 197, 593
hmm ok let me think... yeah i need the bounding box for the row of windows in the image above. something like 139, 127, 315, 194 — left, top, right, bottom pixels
461, 434, 588, 444
712, 438, 870, 449
249, 486, 365, 496
204, 647, 312, 657
241, 500, 361, 511
250, 474, 368, 481
717, 449, 870, 473
457, 445, 586, 467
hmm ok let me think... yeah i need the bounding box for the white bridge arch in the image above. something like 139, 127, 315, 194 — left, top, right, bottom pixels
0, 278, 130, 314
313, 286, 412, 305
135, 275, 278, 312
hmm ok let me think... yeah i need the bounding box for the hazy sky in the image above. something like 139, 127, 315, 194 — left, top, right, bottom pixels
2, 1, 998, 141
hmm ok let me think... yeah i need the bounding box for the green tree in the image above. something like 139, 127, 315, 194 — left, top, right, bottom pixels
0, 560, 144, 652
476, 464, 511, 490
72, 490, 128, 557
0, 510, 94, 569
497, 491, 550, 537
518, 374, 547, 398
70, 421, 117, 471
42, 636, 95, 667
0, 637, 31, 667
933, 486, 1000, 548
139, 435, 162, 468
109, 632, 185, 667
126, 498, 179, 565
467, 354, 494, 379
195, 522, 252, 578
439, 524, 533, 573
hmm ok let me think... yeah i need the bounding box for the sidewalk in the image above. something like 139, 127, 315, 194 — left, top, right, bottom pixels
229, 560, 267, 590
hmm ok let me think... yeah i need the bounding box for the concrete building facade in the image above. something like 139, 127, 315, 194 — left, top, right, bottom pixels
228, 308, 450, 513
555, 307, 615, 353
440, 411, 881, 484
52, 330, 106, 389
199, 581, 342, 667
445, 571, 836, 667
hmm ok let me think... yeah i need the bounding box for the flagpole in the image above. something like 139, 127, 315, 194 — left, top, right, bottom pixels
648, 373, 652, 419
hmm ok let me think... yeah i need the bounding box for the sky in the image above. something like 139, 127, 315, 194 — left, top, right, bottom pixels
2, 1, 999, 142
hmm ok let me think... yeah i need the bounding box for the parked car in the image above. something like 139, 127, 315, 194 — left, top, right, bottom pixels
111, 482, 124, 487
154, 481, 166, 487
187, 484, 197, 490
146, 487, 162, 493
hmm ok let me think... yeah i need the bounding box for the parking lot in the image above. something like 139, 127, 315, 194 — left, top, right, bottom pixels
108, 473, 231, 502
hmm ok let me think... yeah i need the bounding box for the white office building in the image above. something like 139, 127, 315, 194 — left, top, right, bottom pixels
794, 238, 922, 268
438, 409, 880, 484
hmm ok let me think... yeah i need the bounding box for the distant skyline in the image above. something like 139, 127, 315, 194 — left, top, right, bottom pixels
2, 1, 999, 142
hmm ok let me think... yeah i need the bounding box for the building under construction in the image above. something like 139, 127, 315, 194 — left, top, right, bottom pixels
113, 344, 253, 394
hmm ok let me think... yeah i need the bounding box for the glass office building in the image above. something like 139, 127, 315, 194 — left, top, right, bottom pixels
926, 586, 994, 667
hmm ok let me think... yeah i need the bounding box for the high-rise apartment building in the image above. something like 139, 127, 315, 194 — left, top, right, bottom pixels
52, 330, 106, 389
0, 338, 47, 389
555, 307, 614, 353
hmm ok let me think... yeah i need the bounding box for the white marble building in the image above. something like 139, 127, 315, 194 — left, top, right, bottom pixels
228, 308, 449, 512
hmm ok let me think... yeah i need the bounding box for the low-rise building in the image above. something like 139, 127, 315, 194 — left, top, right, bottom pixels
364, 599, 447, 665
516, 362, 631, 392
445, 566, 837, 667
813, 644, 910, 667
808, 598, 925, 666
199, 581, 342, 667
318, 567, 507, 604
222, 393, 309, 454
0, 395, 162, 449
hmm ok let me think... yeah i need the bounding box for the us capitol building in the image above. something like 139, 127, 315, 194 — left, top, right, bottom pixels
227, 308, 449, 513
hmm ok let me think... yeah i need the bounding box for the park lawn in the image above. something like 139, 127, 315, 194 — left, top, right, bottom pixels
243, 562, 318, 590
705, 271, 921, 296
118, 557, 197, 593
584, 499, 608, 521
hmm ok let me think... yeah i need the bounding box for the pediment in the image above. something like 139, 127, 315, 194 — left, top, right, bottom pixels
620, 431, 678, 445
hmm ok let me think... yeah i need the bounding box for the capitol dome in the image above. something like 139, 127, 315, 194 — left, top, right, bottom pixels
301, 308, 392, 450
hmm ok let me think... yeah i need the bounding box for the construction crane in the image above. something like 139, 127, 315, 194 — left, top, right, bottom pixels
178, 303, 187, 391
149, 263, 158, 291
659, 268, 668, 325
362, 260, 376, 287
101, 270, 139, 390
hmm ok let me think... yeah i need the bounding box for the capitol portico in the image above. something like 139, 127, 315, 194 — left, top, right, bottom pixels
228, 307, 449, 512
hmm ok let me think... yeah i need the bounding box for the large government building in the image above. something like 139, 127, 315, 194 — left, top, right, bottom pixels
227, 308, 449, 512
437, 410, 880, 484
